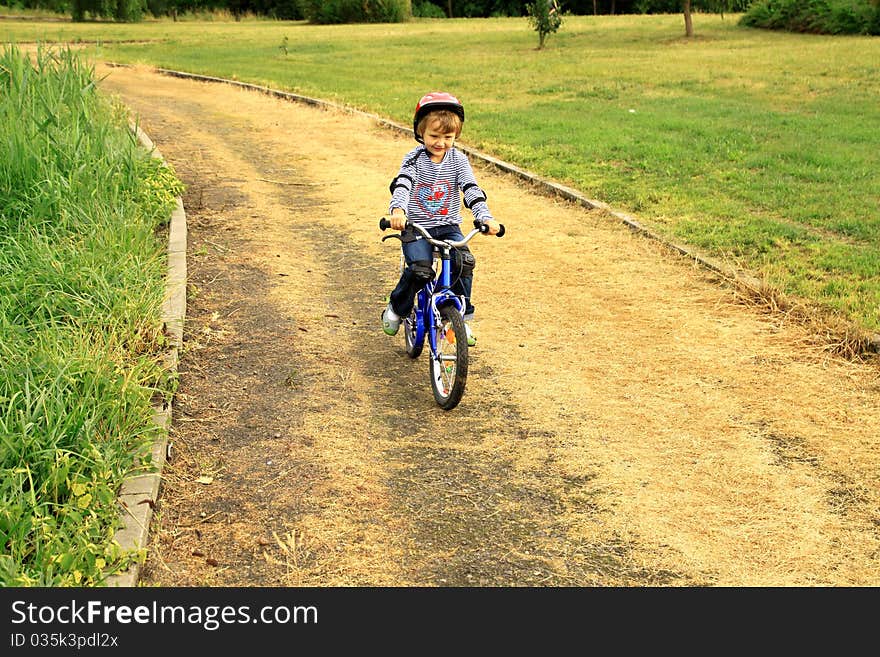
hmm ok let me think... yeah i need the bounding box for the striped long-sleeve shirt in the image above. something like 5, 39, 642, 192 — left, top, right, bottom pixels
388, 146, 494, 228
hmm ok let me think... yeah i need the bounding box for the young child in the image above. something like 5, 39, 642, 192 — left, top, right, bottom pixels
381, 91, 501, 346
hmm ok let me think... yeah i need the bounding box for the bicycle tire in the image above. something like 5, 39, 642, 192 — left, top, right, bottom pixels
429, 304, 469, 410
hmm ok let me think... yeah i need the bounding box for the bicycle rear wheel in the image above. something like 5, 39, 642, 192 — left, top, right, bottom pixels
429, 304, 469, 410
404, 306, 423, 359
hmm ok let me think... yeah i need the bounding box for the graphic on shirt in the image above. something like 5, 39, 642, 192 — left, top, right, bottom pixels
415, 181, 451, 217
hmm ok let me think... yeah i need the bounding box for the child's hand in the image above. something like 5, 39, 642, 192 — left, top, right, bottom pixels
386, 213, 407, 231
483, 220, 502, 236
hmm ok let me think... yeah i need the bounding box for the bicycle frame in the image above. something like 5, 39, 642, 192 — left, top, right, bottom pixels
414, 244, 466, 357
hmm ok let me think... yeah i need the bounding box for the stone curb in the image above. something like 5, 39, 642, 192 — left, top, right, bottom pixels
104, 125, 187, 587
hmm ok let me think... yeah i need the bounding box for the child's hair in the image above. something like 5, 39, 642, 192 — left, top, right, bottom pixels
416, 109, 463, 140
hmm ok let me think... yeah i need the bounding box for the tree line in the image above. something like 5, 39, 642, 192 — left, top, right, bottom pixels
2, 0, 876, 35
0, 0, 754, 22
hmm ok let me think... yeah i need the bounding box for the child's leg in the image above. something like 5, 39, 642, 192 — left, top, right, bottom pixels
455, 268, 476, 346
459, 279, 475, 319
450, 244, 475, 318
388, 235, 433, 317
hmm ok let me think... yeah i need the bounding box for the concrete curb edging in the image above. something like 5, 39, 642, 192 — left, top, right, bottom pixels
153, 67, 878, 353
104, 125, 187, 587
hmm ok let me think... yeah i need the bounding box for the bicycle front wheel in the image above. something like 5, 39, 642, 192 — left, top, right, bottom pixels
429, 304, 469, 410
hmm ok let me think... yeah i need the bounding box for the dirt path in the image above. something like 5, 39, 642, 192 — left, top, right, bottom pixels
97, 63, 880, 587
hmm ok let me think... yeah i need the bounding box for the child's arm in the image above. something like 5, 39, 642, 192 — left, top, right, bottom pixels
386, 150, 418, 230
458, 153, 501, 235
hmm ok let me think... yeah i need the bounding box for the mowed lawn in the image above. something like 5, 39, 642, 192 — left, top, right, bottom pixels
5, 13, 879, 339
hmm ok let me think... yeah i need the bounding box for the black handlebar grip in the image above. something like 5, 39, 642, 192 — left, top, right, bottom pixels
379, 218, 391, 231
474, 219, 505, 237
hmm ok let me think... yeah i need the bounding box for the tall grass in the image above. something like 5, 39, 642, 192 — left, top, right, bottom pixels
0, 44, 182, 585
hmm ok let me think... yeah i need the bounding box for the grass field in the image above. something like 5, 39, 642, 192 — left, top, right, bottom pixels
4, 12, 879, 340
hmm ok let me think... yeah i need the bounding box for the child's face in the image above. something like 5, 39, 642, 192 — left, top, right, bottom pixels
422, 119, 457, 160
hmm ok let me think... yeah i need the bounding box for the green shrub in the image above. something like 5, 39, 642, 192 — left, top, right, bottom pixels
740, 0, 880, 35
413, 0, 446, 17
71, 0, 146, 22
871, 2, 880, 32
296, 0, 410, 24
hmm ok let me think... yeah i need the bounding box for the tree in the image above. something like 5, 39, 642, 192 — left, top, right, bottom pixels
526, 0, 563, 48
628, 1, 752, 37
683, 0, 753, 37
682, 0, 692, 36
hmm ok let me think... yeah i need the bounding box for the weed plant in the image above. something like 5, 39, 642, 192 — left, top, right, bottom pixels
0, 44, 183, 585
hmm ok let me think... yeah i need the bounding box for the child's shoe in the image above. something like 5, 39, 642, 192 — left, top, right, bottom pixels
381, 304, 400, 336
465, 322, 476, 347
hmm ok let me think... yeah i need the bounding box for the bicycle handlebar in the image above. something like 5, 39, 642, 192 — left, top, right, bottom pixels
378, 218, 505, 243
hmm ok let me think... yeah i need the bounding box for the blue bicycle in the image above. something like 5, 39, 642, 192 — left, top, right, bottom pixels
380, 218, 505, 410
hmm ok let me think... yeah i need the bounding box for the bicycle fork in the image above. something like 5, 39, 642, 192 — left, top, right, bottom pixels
428, 248, 465, 354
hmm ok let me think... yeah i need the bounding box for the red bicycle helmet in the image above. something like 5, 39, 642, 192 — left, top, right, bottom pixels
412, 91, 465, 143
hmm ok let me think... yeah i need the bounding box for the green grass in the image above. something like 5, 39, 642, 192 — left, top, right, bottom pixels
0, 44, 183, 585
4, 13, 878, 336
